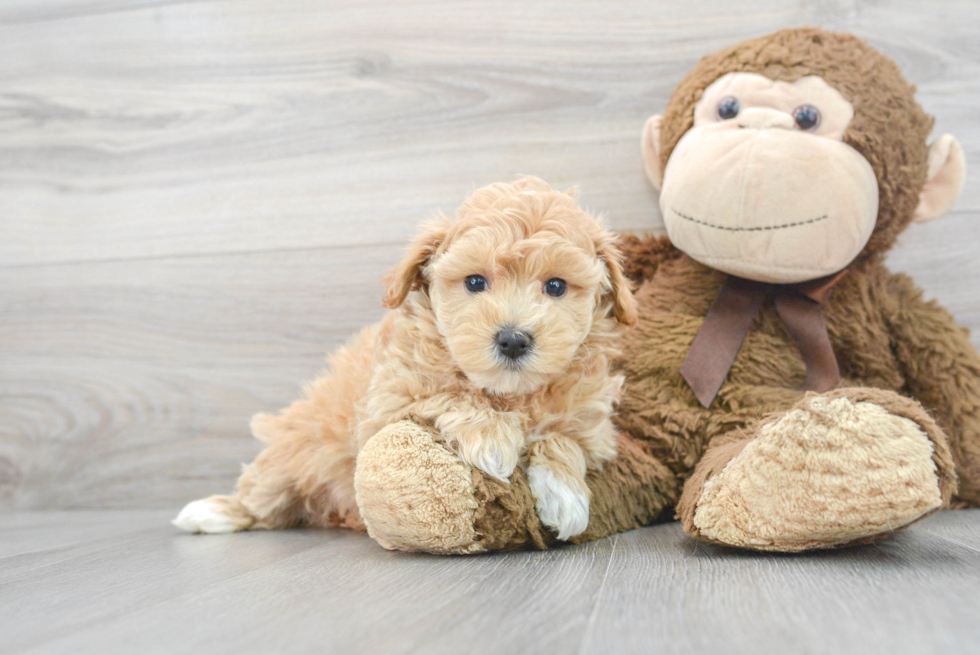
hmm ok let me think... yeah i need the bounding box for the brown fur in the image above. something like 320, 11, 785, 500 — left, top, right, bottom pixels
357, 28, 980, 553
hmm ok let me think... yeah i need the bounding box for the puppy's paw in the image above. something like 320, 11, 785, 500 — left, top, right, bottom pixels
457, 437, 520, 482
437, 410, 525, 482
172, 497, 252, 534
527, 465, 590, 540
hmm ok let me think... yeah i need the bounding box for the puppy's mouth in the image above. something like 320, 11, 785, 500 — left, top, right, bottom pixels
477, 353, 547, 397
498, 352, 532, 370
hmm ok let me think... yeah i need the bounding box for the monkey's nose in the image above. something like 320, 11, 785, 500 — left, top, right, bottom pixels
736, 107, 794, 130
495, 328, 533, 360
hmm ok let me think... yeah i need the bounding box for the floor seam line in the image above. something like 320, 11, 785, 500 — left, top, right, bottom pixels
927, 529, 980, 555
578, 533, 618, 655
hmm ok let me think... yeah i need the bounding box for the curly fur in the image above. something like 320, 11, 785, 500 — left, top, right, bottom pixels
173, 177, 637, 537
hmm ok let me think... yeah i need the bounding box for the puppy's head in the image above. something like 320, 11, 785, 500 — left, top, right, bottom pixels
384, 176, 637, 395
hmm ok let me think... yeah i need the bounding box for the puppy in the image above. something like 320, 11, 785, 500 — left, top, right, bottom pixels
173, 176, 637, 540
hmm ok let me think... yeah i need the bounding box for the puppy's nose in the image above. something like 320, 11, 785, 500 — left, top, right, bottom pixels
495, 328, 533, 360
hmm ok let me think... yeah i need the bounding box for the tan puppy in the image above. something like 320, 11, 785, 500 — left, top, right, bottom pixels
173, 177, 637, 540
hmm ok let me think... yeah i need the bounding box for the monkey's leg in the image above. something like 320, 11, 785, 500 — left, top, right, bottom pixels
354, 420, 679, 554
677, 388, 958, 551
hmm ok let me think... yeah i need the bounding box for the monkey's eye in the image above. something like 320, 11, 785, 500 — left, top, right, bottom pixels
465, 275, 488, 293
544, 278, 567, 298
792, 104, 821, 131
717, 96, 740, 120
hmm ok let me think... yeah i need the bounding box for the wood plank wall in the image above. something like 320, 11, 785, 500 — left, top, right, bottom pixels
2, 0, 978, 509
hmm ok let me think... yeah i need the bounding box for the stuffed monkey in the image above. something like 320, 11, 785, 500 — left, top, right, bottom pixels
353, 27, 977, 553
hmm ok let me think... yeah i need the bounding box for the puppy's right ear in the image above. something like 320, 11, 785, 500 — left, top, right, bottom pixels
383, 220, 449, 309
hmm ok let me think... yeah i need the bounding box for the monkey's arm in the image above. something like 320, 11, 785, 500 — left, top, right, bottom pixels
617, 233, 679, 286
881, 270, 980, 506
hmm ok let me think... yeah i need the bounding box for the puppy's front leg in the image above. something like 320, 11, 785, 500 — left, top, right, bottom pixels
526, 434, 591, 540
433, 406, 525, 482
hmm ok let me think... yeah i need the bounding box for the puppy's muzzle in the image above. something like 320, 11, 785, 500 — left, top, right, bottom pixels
495, 328, 533, 361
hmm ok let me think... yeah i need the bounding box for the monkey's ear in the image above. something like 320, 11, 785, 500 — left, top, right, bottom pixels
641, 114, 664, 191
383, 220, 449, 309
597, 234, 639, 326
914, 134, 966, 223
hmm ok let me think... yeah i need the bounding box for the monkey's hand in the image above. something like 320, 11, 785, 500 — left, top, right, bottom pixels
884, 271, 980, 506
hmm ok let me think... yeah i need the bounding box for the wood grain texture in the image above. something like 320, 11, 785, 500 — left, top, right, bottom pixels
1, 510, 979, 654
2, 0, 980, 509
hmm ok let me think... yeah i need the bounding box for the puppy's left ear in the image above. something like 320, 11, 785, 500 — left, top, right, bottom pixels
383, 219, 449, 309
597, 234, 639, 326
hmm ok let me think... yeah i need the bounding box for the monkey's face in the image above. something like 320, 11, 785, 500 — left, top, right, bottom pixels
654, 72, 879, 283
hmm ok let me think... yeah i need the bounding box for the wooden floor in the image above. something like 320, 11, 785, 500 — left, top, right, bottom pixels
2, 510, 980, 655
4, 1, 980, 653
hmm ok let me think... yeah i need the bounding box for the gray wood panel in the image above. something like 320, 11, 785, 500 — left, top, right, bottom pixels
2, 510, 979, 654
2, 0, 980, 509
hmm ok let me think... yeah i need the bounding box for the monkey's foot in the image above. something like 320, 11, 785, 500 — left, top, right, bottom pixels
688, 389, 957, 551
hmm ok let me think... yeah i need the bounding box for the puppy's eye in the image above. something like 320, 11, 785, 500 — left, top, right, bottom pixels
544, 278, 567, 298
464, 275, 488, 293
792, 104, 821, 131
717, 96, 740, 120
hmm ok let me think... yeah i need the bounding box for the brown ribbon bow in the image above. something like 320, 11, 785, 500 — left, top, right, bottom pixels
680, 270, 847, 408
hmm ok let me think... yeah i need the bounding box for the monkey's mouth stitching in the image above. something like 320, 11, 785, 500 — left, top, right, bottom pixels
672, 208, 828, 232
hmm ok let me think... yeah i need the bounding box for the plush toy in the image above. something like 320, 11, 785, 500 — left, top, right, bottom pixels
354, 26, 978, 553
